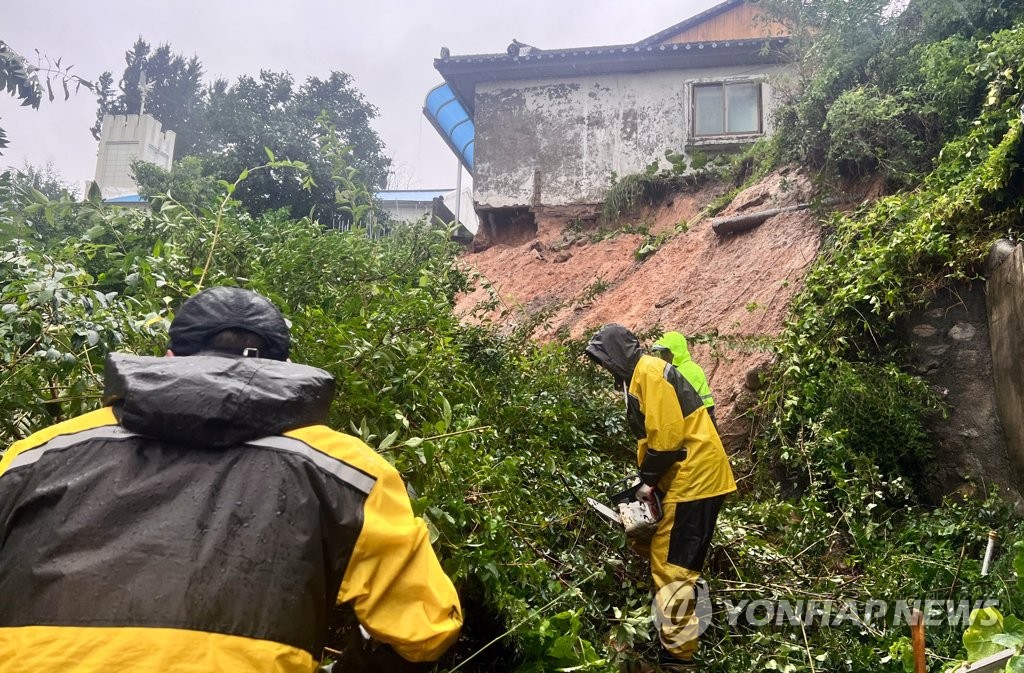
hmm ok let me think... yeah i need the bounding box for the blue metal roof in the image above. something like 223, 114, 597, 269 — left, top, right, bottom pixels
103, 194, 147, 204
376, 189, 450, 203
423, 83, 474, 174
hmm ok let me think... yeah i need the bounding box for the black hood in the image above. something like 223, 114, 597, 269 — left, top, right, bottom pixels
585, 324, 644, 386
102, 353, 336, 448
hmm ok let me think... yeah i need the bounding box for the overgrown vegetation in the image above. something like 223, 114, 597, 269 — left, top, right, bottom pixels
601, 149, 738, 224
0, 154, 656, 671
6, 2, 1024, 671
764, 0, 1024, 187
583, 2, 1024, 671
729, 5, 1024, 672
93, 38, 390, 221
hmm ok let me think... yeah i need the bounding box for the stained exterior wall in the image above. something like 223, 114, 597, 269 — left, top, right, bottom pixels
473, 64, 791, 209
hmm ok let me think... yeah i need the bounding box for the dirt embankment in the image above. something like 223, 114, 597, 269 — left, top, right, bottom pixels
456, 169, 823, 450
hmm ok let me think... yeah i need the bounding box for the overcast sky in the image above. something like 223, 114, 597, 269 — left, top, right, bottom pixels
3, 0, 720, 193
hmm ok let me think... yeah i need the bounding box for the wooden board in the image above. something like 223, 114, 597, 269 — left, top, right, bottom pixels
660, 3, 789, 44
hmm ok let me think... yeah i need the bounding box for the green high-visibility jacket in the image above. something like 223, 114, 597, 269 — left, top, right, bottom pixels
654, 332, 715, 409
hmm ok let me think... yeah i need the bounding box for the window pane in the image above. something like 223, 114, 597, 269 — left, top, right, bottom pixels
726, 83, 760, 133
694, 86, 724, 135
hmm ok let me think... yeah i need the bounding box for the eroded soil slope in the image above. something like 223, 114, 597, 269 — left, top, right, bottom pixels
456, 169, 822, 449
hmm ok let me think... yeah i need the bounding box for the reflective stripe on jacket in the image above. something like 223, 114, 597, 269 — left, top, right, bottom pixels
0, 354, 461, 672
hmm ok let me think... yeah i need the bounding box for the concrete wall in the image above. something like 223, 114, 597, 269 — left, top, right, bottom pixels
473, 64, 791, 209
93, 114, 176, 199
987, 242, 1024, 488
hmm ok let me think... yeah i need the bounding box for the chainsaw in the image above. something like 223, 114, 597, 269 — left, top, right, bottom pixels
587, 475, 662, 540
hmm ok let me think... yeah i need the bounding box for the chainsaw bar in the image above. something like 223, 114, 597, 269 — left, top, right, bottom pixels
586, 497, 622, 526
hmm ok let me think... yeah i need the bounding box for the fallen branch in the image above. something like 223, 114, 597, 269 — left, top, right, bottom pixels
711, 203, 811, 237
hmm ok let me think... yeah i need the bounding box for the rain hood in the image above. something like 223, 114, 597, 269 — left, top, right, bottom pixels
102, 353, 335, 448
585, 324, 644, 386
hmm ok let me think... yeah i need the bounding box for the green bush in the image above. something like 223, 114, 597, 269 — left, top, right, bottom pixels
824, 87, 929, 185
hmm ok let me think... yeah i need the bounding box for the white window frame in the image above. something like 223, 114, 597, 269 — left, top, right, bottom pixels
687, 77, 766, 145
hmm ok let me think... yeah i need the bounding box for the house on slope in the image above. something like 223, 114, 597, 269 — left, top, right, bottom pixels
425, 0, 792, 242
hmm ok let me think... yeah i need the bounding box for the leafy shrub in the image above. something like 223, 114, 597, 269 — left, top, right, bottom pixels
5, 23, 1024, 671
824, 87, 929, 185
0, 161, 650, 671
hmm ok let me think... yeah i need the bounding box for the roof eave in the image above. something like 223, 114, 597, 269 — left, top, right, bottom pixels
435, 37, 790, 116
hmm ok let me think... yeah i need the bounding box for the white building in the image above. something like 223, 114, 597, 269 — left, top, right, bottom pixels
429, 0, 793, 236
376, 187, 478, 238
92, 113, 175, 201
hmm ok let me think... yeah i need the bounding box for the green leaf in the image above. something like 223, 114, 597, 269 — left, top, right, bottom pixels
83, 224, 107, 240
264, 147, 275, 162
377, 429, 399, 452
993, 633, 1024, 649
965, 607, 1006, 661
441, 396, 452, 430
1006, 615, 1024, 639
547, 633, 579, 664
1006, 655, 1024, 673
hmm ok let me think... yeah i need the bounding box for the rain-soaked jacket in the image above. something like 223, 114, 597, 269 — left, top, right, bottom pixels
586, 325, 735, 503
0, 353, 462, 672
654, 332, 715, 409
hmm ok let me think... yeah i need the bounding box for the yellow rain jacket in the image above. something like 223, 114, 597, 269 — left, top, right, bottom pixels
587, 324, 733, 663
586, 325, 735, 503
0, 353, 461, 672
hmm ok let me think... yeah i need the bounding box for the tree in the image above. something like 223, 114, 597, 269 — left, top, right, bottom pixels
131, 156, 219, 211
92, 38, 205, 154
195, 70, 390, 221
95, 39, 391, 222
7, 161, 76, 200
1, 40, 91, 155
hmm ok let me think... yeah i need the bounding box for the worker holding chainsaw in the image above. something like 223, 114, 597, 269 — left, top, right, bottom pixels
586, 324, 735, 670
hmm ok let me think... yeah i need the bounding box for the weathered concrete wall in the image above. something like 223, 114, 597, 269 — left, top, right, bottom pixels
904, 282, 1023, 511
987, 241, 1024, 491
473, 64, 791, 209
